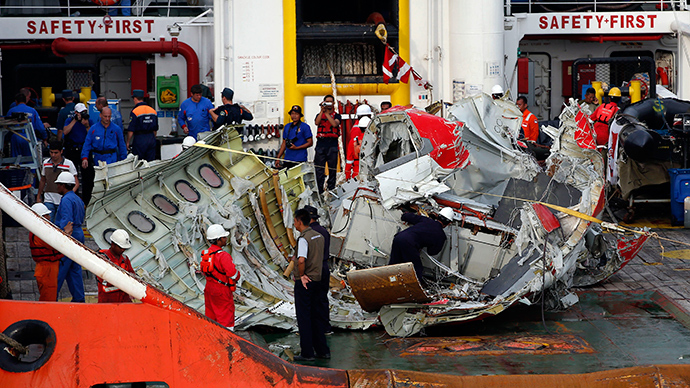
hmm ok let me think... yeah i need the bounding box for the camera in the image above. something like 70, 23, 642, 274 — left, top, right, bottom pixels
285, 137, 298, 148
77, 111, 89, 121
321, 101, 333, 107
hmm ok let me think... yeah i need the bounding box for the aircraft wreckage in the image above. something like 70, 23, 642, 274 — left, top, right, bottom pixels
84, 94, 649, 337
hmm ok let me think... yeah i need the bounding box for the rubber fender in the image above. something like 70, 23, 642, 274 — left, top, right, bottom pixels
0, 320, 56, 373
623, 129, 658, 163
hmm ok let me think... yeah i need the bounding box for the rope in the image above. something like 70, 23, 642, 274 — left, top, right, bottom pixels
0, 332, 28, 355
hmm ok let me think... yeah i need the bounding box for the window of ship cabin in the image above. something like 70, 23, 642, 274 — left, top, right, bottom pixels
128, 211, 155, 233
296, 0, 399, 84
152, 194, 179, 216
103, 228, 116, 245
199, 164, 224, 188
174, 180, 200, 203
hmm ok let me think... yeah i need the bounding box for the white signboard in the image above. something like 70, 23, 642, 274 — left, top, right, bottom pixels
518, 12, 676, 35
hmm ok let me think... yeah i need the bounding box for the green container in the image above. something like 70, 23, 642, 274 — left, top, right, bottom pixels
157, 75, 180, 109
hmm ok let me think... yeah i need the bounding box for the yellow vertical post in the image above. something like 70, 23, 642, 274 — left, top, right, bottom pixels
592, 81, 604, 104
41, 87, 55, 107
79, 87, 92, 104
629, 80, 641, 104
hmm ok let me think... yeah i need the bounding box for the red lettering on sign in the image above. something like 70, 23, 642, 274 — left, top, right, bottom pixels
625, 15, 633, 28
122, 19, 131, 34
595, 15, 604, 28
39, 21, 48, 34
636, 15, 645, 28
648, 14, 656, 28
27, 20, 36, 34
539, 16, 547, 29
572, 15, 580, 29
133, 20, 141, 33
550, 16, 558, 29
561, 15, 569, 28
583, 15, 592, 28
88, 20, 97, 34
62, 20, 71, 34
610, 15, 618, 28
51, 20, 59, 34
75, 20, 84, 34
144, 20, 154, 33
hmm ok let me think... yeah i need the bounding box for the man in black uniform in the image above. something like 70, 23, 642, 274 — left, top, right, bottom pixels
292, 208, 330, 362
313, 94, 341, 194
210, 88, 253, 130
56, 89, 76, 134
126, 89, 158, 161
388, 207, 454, 281
303, 205, 332, 334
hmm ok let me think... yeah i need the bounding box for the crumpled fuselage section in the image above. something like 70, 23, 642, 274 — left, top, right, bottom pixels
330, 95, 648, 336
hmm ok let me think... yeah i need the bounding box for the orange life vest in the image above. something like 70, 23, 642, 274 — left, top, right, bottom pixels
201, 247, 238, 291
593, 102, 619, 125
97, 249, 134, 293
29, 233, 62, 262
316, 113, 340, 139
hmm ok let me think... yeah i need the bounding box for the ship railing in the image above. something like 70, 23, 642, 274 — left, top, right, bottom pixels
506, 0, 689, 14
0, 0, 212, 18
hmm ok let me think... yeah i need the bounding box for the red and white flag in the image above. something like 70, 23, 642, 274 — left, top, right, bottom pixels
383, 45, 413, 84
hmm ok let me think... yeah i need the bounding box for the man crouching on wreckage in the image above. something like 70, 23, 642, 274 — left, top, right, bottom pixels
83, 93, 650, 338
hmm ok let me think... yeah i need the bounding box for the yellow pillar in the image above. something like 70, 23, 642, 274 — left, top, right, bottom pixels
79, 87, 92, 104
629, 80, 642, 104
592, 81, 604, 104
41, 87, 55, 107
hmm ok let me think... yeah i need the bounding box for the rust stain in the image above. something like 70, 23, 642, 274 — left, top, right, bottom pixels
385, 335, 594, 357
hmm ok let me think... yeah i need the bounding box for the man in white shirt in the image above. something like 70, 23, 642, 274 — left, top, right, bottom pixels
37, 141, 79, 222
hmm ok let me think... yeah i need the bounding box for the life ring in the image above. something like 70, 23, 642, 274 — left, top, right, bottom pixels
0, 320, 56, 373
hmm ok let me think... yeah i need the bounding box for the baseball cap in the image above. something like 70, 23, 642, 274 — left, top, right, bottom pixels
288, 105, 303, 117
132, 89, 145, 98
303, 205, 319, 220
61, 89, 73, 99
74, 103, 87, 113
221, 88, 234, 100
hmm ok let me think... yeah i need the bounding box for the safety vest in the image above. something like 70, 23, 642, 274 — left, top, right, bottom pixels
593, 102, 618, 125
201, 247, 238, 291
42, 158, 72, 195
316, 113, 340, 138
29, 233, 62, 262
98, 249, 134, 293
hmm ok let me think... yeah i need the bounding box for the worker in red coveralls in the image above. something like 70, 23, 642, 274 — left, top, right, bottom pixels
516, 96, 540, 142
345, 116, 370, 180
29, 203, 62, 301
97, 229, 135, 303
202, 224, 240, 330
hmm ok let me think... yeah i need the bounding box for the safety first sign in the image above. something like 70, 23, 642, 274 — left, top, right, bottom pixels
0, 17, 183, 40
520, 12, 674, 35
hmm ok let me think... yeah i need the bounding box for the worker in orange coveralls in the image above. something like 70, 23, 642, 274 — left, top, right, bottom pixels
345, 116, 371, 180
97, 229, 136, 303
29, 203, 62, 301
201, 224, 240, 330
516, 95, 540, 142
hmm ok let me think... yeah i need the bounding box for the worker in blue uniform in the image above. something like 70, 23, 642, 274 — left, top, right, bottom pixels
90, 97, 124, 131
56, 89, 76, 133
126, 89, 158, 161
6, 92, 47, 157
209, 88, 253, 130
81, 107, 128, 168
54, 171, 86, 302
177, 84, 214, 140
388, 207, 454, 281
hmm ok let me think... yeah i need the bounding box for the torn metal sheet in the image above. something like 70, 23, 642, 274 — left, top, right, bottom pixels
331, 95, 650, 337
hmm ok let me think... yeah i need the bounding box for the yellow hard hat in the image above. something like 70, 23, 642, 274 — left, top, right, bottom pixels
608, 87, 621, 97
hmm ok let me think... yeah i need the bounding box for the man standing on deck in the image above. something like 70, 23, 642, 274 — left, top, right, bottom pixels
303, 205, 332, 335
345, 116, 370, 181
292, 208, 330, 361
277, 105, 313, 170
126, 89, 158, 162
56, 89, 76, 133
97, 229, 136, 303
388, 207, 453, 281
516, 96, 540, 142
591, 88, 621, 146
37, 140, 79, 222
61, 103, 92, 204
91, 97, 124, 131
178, 84, 214, 140
210, 88, 253, 130
29, 203, 62, 301
313, 95, 342, 194
202, 224, 241, 330
54, 171, 85, 302
6, 93, 47, 157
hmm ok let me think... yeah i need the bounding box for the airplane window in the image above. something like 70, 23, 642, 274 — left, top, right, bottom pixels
152, 194, 179, 215
103, 228, 116, 244
175, 180, 200, 202
199, 164, 223, 188
128, 211, 155, 233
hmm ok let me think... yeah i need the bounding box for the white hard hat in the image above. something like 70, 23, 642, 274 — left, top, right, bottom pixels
207, 224, 229, 240
182, 136, 196, 149
357, 116, 371, 129
356, 104, 372, 117
55, 171, 76, 185
491, 85, 504, 95
74, 103, 87, 113
31, 203, 51, 216
439, 207, 454, 222
110, 229, 132, 249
